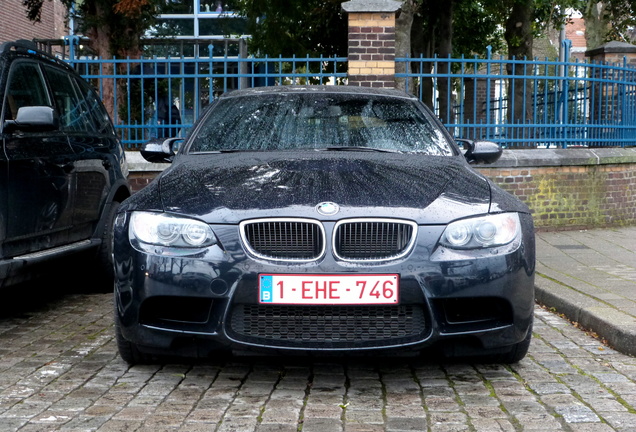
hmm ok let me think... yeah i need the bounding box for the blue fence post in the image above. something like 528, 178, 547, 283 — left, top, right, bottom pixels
485, 46, 492, 141
207, 44, 215, 103
63, 35, 80, 63
626, 57, 635, 144
558, 39, 572, 148
561, 39, 571, 148
620, 56, 631, 145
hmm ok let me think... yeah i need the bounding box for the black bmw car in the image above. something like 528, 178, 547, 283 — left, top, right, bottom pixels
113, 85, 535, 364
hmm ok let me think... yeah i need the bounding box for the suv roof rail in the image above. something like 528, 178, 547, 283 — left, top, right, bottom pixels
1, 40, 39, 54
1, 39, 74, 71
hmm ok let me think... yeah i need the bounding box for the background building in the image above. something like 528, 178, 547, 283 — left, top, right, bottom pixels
1, 0, 68, 43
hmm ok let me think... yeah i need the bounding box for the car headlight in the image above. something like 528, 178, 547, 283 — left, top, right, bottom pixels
129, 211, 217, 248
440, 213, 520, 249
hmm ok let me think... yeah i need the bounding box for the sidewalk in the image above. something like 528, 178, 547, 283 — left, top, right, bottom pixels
535, 226, 636, 356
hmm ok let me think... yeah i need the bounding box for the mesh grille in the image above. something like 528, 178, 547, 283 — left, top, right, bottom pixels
335, 220, 415, 260
229, 305, 429, 348
241, 220, 324, 260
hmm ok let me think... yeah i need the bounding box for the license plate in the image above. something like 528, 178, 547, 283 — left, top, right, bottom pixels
259, 274, 399, 305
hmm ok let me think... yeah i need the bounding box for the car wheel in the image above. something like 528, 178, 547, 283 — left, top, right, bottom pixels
114, 302, 152, 365
94, 201, 120, 292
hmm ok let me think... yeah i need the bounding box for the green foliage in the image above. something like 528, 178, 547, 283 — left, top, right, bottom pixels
233, 0, 348, 57
21, 0, 47, 21
452, 2, 505, 55
534, 0, 587, 32
23, 0, 160, 57
449, 0, 588, 57
601, 0, 636, 43
76, 0, 158, 56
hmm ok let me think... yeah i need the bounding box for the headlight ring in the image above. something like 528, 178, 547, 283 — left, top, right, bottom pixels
441, 213, 521, 249
129, 211, 217, 248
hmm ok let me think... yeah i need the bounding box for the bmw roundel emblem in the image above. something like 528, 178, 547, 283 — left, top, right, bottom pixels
316, 202, 340, 216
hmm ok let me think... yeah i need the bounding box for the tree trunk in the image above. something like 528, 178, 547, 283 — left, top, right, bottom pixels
395, 0, 418, 92
504, 1, 535, 148
584, 1, 609, 50
83, 2, 113, 119
435, 0, 453, 124
83, 2, 143, 140
413, 0, 436, 110
86, 20, 116, 123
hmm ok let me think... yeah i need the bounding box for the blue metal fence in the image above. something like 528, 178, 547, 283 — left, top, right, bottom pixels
65, 42, 347, 147
61, 39, 636, 149
396, 44, 636, 148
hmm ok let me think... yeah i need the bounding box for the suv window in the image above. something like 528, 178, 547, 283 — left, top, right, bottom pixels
43, 65, 91, 132
3, 61, 50, 121
74, 78, 116, 136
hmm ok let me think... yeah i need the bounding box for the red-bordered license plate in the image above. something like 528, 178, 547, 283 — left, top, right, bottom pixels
259, 274, 399, 305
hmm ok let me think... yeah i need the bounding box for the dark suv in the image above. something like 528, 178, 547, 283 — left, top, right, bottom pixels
0, 40, 130, 289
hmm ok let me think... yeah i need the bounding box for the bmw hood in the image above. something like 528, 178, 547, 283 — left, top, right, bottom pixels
146, 151, 494, 224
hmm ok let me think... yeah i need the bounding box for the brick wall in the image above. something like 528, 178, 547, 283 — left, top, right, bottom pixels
128, 172, 159, 193
477, 161, 636, 230
126, 149, 636, 231
1, 0, 68, 42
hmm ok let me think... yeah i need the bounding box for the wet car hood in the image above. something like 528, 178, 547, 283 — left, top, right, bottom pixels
139, 151, 497, 225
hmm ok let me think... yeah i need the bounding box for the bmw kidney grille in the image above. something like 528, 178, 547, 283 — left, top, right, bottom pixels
240, 218, 417, 262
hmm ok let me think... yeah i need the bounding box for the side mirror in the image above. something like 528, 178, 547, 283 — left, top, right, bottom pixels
140, 137, 184, 163
456, 139, 502, 164
3, 106, 59, 133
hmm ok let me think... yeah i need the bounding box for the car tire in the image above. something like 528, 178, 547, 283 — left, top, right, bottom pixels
93, 201, 120, 292
114, 303, 152, 365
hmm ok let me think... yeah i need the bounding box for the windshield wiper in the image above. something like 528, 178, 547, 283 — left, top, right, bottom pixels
189, 149, 244, 154
190, 147, 403, 154
321, 146, 400, 153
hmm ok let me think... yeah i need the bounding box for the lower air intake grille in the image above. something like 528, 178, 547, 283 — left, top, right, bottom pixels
229, 305, 429, 348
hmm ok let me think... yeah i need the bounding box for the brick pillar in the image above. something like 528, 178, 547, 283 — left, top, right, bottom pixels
586, 41, 636, 66
342, 0, 401, 88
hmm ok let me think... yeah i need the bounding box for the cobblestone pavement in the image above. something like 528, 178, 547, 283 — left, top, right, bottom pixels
1, 289, 636, 432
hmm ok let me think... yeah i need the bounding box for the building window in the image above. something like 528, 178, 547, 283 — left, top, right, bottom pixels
152, 0, 247, 40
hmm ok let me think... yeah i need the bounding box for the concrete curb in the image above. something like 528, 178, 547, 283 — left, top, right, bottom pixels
535, 276, 636, 357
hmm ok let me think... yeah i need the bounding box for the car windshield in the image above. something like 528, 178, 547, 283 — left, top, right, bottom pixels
187, 93, 455, 156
